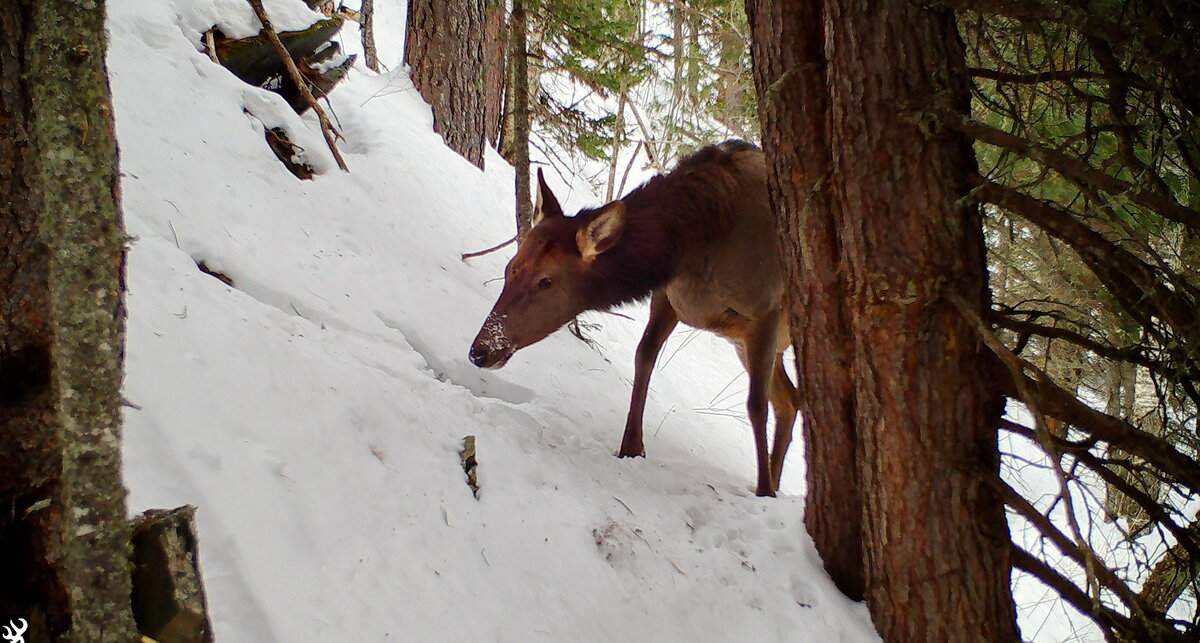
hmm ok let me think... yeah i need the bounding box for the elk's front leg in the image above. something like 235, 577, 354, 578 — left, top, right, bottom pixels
620, 291, 678, 458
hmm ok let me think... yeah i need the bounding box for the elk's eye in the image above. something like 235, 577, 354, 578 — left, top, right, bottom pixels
538, 277, 553, 290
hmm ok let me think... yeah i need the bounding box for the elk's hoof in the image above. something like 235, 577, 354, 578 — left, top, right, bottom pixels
617, 447, 645, 458
755, 485, 777, 498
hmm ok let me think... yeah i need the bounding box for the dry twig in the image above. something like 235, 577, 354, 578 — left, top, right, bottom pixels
461, 236, 517, 261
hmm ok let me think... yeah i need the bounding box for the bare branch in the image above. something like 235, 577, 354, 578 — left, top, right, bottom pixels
948, 114, 1200, 232
968, 66, 1146, 88
1010, 547, 1132, 640
948, 0, 1200, 114
992, 313, 1152, 366
1086, 35, 1173, 198
247, 0, 349, 172
972, 180, 1199, 345
992, 476, 1148, 617
461, 235, 517, 261
951, 293, 1200, 491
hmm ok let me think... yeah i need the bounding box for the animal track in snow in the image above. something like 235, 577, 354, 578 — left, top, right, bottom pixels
374, 310, 534, 406
593, 519, 648, 573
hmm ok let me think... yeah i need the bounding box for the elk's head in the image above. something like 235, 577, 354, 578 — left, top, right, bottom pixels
469, 169, 626, 369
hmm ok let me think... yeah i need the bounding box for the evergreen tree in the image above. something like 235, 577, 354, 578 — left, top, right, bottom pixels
952, 1, 1200, 633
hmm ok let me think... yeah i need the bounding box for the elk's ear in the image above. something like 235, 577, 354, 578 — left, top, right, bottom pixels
577, 201, 625, 261
531, 167, 564, 228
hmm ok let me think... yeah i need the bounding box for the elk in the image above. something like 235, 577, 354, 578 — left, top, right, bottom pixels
469, 141, 796, 497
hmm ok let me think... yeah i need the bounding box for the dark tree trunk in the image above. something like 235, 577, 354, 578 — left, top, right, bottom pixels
0, 0, 136, 640
482, 0, 507, 147
823, 0, 1019, 639
509, 0, 532, 239
745, 0, 864, 601
404, 0, 486, 169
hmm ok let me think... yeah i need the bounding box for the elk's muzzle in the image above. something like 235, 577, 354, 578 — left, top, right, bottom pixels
469, 312, 515, 369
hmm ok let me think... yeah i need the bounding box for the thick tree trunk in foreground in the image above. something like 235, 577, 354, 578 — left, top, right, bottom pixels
823, 0, 1019, 638
745, 0, 864, 601
404, 0, 486, 169
0, 1, 136, 640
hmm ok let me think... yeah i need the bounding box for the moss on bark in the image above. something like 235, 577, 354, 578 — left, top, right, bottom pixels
1, 0, 136, 639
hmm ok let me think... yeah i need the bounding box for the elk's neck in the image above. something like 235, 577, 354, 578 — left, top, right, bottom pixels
582, 194, 689, 311
579, 146, 751, 312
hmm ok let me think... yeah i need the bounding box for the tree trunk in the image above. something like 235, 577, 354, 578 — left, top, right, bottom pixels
404, 0, 486, 169
823, 0, 1020, 638
482, 0, 507, 147
606, 88, 627, 202
1138, 518, 1200, 617
745, 0, 865, 601
360, 0, 379, 72
715, 7, 750, 140
0, 1, 137, 640
509, 0, 532, 239
1102, 329, 1160, 527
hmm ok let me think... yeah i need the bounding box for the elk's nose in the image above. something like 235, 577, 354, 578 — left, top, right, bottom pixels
469, 346, 489, 367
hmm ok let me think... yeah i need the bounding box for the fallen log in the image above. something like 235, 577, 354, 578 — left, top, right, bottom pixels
205, 19, 356, 118
209, 18, 343, 87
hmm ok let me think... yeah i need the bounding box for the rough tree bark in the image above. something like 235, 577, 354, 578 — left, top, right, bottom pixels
508, 0, 533, 239
404, 0, 487, 169
482, 0, 507, 147
823, 0, 1020, 638
745, 0, 864, 600
360, 0, 379, 72
1138, 519, 1200, 616
0, 0, 137, 640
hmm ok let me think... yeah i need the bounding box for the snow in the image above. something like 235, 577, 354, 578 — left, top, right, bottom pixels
108, 1, 878, 641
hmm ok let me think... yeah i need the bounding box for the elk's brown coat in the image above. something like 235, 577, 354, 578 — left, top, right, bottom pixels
469, 141, 796, 496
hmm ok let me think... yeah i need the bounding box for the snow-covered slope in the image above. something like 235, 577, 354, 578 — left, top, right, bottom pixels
109, 1, 878, 641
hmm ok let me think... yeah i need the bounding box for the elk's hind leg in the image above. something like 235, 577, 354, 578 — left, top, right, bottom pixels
620, 291, 678, 458
768, 354, 797, 492
743, 309, 782, 497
